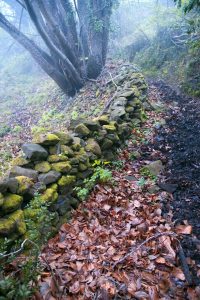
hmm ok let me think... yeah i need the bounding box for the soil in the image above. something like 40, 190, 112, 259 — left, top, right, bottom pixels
148, 80, 200, 285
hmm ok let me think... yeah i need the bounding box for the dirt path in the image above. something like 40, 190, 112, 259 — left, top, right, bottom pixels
148, 80, 200, 285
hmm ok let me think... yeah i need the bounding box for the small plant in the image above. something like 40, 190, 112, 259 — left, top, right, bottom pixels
140, 167, 157, 181
12, 125, 22, 134
112, 160, 125, 170
71, 110, 78, 120
0, 125, 11, 137
74, 165, 112, 201
137, 177, 147, 187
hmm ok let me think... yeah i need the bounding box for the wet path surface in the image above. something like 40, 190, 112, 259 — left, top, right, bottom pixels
149, 80, 200, 284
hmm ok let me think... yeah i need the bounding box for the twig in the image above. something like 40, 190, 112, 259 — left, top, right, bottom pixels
0, 239, 39, 258
113, 232, 177, 267
107, 71, 118, 89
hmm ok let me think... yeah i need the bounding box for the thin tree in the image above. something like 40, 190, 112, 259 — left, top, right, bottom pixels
0, 0, 115, 95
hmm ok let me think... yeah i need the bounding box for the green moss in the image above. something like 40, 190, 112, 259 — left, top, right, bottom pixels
101, 138, 113, 150
79, 163, 88, 171
51, 161, 72, 173
52, 131, 73, 145
11, 209, 26, 235
48, 154, 68, 163
102, 123, 116, 133
0, 193, 4, 207
2, 194, 23, 214
131, 86, 140, 97
85, 138, 102, 156
11, 156, 30, 167
16, 176, 34, 194
94, 115, 109, 125
75, 123, 90, 136
33, 133, 60, 145
24, 208, 40, 221
125, 106, 134, 113
0, 209, 26, 236
0, 215, 15, 236
60, 145, 74, 157
71, 143, 82, 151
40, 187, 58, 204
58, 175, 76, 187
35, 161, 51, 173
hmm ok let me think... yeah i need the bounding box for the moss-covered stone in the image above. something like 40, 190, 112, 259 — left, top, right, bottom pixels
11, 156, 31, 167
70, 157, 79, 165
0, 215, 16, 236
79, 163, 88, 171
125, 106, 135, 113
16, 176, 34, 194
71, 143, 82, 151
33, 133, 60, 146
48, 155, 68, 163
35, 161, 51, 173
60, 145, 74, 157
0, 210, 26, 237
24, 208, 40, 221
11, 210, 26, 235
95, 115, 110, 125
58, 175, 76, 187
74, 123, 90, 137
101, 138, 113, 150
49, 144, 61, 155
85, 138, 101, 156
53, 131, 73, 145
51, 162, 72, 173
40, 185, 58, 203
0, 193, 4, 207
83, 120, 100, 131
102, 123, 116, 133
2, 194, 23, 214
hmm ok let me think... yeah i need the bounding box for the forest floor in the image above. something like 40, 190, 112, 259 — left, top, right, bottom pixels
35, 81, 200, 299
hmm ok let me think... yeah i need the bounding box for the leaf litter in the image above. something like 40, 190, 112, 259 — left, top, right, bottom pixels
37, 108, 200, 299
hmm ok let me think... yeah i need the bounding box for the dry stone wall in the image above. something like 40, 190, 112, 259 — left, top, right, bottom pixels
0, 68, 148, 243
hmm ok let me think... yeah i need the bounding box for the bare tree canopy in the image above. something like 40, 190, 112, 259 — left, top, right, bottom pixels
0, 0, 115, 95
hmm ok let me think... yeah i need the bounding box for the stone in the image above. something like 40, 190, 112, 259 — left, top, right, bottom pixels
1, 194, 23, 214
85, 139, 102, 156
95, 115, 109, 125
9, 166, 38, 180
0, 180, 8, 193
54, 196, 72, 216
48, 155, 68, 163
79, 163, 88, 171
11, 209, 26, 235
35, 161, 51, 173
33, 133, 60, 146
38, 171, 61, 185
16, 176, 34, 194
109, 107, 126, 120
60, 145, 74, 157
49, 144, 61, 155
29, 182, 46, 197
52, 131, 73, 145
51, 162, 71, 173
40, 185, 58, 203
119, 90, 134, 98
22, 143, 48, 161
112, 97, 127, 106
0, 215, 16, 236
83, 120, 100, 131
11, 156, 31, 167
7, 178, 19, 193
74, 123, 90, 137
158, 182, 178, 193
145, 160, 164, 176
101, 138, 113, 150
0, 193, 4, 207
58, 175, 76, 187
125, 106, 135, 113
102, 124, 116, 133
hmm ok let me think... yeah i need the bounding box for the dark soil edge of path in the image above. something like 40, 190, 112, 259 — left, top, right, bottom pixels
148, 80, 200, 285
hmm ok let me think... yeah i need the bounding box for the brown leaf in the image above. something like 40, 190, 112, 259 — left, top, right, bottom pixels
175, 224, 192, 235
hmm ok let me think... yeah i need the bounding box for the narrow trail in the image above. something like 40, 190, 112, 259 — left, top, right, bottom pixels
148, 80, 200, 284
